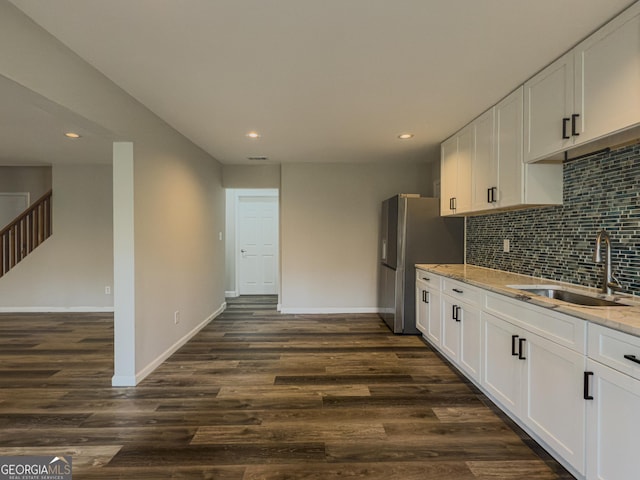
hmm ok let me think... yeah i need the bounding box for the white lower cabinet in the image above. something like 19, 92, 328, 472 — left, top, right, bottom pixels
483, 312, 522, 415
415, 271, 442, 346
522, 327, 586, 476
416, 281, 429, 335
414, 267, 640, 480
585, 325, 640, 480
441, 293, 482, 383
482, 311, 586, 476
585, 359, 640, 480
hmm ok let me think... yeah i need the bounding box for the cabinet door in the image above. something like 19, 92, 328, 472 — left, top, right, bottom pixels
441, 295, 460, 362
574, 2, 640, 146
586, 359, 640, 480
482, 312, 522, 416
459, 304, 482, 383
471, 108, 496, 211
495, 87, 523, 208
455, 125, 473, 213
425, 287, 442, 347
523, 52, 574, 162
440, 136, 458, 215
522, 332, 587, 476
415, 281, 429, 336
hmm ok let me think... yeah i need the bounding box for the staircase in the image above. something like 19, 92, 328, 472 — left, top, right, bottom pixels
0, 189, 52, 278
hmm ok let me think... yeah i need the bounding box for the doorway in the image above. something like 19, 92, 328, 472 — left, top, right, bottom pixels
225, 189, 279, 298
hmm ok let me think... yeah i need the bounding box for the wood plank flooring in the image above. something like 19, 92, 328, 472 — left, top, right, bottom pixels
0, 296, 575, 479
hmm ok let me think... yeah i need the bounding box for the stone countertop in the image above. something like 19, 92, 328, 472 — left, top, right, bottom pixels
415, 263, 640, 338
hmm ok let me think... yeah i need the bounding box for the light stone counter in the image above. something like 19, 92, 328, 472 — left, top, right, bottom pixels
416, 263, 640, 338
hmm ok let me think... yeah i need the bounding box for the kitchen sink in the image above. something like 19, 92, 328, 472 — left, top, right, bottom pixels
511, 286, 629, 307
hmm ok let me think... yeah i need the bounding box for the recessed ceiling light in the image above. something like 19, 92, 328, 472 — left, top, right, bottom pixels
64, 132, 81, 139
397, 133, 414, 139
246, 131, 260, 139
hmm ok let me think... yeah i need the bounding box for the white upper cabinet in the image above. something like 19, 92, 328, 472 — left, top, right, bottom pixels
471, 108, 496, 211
445, 87, 562, 216
494, 88, 522, 208
575, 2, 640, 146
524, 1, 640, 162
523, 53, 574, 162
440, 136, 458, 215
440, 125, 472, 216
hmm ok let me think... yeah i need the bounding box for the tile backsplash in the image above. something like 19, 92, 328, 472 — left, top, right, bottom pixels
466, 143, 640, 296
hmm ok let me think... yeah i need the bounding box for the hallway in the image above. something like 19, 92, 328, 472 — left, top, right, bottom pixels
0, 299, 572, 479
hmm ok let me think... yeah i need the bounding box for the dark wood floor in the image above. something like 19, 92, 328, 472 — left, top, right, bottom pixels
0, 296, 574, 479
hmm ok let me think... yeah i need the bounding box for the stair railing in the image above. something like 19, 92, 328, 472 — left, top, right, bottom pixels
0, 189, 52, 278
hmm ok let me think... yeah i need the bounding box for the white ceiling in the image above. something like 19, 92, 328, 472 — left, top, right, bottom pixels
5, 0, 638, 166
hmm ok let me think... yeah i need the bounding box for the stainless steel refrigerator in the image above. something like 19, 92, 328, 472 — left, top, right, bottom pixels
378, 194, 464, 334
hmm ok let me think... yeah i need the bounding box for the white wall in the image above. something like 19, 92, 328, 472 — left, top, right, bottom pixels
225, 190, 237, 295
280, 162, 432, 313
222, 164, 281, 188
133, 141, 225, 377
0, 2, 226, 385
0, 166, 52, 202
0, 164, 113, 310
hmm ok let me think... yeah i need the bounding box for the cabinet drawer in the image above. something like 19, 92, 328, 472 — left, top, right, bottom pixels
442, 278, 481, 306
485, 292, 586, 354
415, 270, 442, 290
588, 323, 640, 381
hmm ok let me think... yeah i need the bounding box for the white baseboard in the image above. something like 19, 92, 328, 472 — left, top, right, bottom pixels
279, 306, 380, 314
110, 375, 136, 387
225, 290, 239, 298
0, 306, 115, 313
111, 301, 227, 387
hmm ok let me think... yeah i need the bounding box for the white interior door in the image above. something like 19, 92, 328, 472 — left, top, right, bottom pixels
0, 192, 29, 229
238, 196, 278, 295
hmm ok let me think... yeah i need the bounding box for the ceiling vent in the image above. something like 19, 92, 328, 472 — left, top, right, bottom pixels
247, 156, 268, 161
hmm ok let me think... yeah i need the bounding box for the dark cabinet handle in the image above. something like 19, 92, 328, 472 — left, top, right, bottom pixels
624, 354, 640, 365
421, 277, 430, 281
518, 338, 526, 360
452, 288, 463, 294
571, 113, 580, 136
449, 197, 457, 210
584, 371, 594, 400
487, 187, 498, 203
425, 291, 430, 304
511, 335, 519, 356
452, 305, 461, 322
562, 117, 571, 139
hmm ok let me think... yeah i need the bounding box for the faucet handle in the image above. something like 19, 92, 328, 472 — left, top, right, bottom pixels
608, 273, 623, 293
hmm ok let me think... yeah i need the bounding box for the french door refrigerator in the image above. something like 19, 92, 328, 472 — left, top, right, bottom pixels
378, 194, 464, 334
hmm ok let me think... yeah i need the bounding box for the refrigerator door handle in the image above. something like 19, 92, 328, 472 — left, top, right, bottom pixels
381, 240, 387, 261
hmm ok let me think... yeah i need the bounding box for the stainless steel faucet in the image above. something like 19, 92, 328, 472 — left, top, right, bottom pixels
593, 229, 622, 295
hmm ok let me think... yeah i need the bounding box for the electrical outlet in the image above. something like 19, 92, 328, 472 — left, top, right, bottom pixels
105, 286, 111, 295
174, 311, 180, 325
219, 232, 223, 241
503, 239, 510, 253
